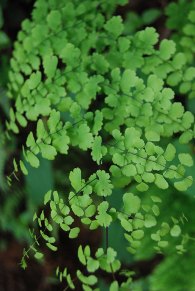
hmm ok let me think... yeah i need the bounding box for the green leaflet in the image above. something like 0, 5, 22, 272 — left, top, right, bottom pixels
77, 270, 97, 286
26, 150, 40, 168
104, 16, 124, 38
16, 112, 27, 127
120, 69, 138, 93
78, 245, 87, 265
39, 143, 57, 160
123, 193, 141, 214
43, 55, 58, 79
144, 214, 157, 228
20, 160, 28, 175
72, 204, 84, 217
164, 144, 176, 162
110, 281, 119, 291
154, 174, 168, 190
87, 257, 99, 273
91, 136, 107, 165
96, 201, 112, 227
69, 227, 80, 239
71, 123, 93, 150
170, 225, 181, 237
60, 43, 80, 66
94, 170, 113, 196
122, 164, 137, 177
69, 168, 83, 192
44, 190, 52, 205
174, 176, 193, 192
92, 110, 103, 135
132, 229, 144, 240
52, 130, 70, 154
26, 132, 36, 148
34, 252, 43, 260
47, 10, 62, 30
159, 39, 176, 60
47, 109, 61, 132
46, 242, 57, 251
28, 71, 41, 90
36, 119, 47, 140
178, 153, 193, 167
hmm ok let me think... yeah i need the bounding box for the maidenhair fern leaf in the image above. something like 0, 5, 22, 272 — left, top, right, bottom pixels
43, 55, 58, 79
96, 201, 112, 227
94, 170, 113, 197
123, 193, 141, 214
69, 168, 83, 192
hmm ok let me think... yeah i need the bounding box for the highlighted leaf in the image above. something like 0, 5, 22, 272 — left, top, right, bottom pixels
94, 170, 113, 196
174, 176, 193, 191
44, 190, 51, 205
26, 132, 36, 148
69, 227, 80, 239
123, 193, 141, 214
132, 230, 144, 240
144, 214, 157, 228
78, 246, 86, 265
159, 39, 176, 60
91, 136, 106, 165
120, 69, 138, 93
28, 71, 41, 90
40, 144, 57, 160
104, 16, 123, 38
170, 225, 181, 237
47, 10, 62, 30
43, 55, 58, 79
46, 242, 57, 251
26, 150, 40, 168
20, 160, 28, 175
178, 153, 193, 167
69, 168, 83, 192
96, 201, 112, 227
34, 252, 43, 260
164, 143, 176, 161
155, 174, 168, 189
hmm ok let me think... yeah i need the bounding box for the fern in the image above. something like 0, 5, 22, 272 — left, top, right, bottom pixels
3, 0, 195, 289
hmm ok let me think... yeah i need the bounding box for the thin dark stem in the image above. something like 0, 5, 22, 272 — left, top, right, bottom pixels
102, 196, 116, 282
103, 196, 109, 252
110, 263, 116, 281
105, 226, 109, 252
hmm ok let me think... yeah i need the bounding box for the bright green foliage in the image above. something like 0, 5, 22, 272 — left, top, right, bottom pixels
170, 225, 181, 237
104, 16, 124, 38
123, 193, 141, 214
159, 39, 176, 60
43, 55, 58, 79
164, 144, 176, 162
96, 201, 112, 227
91, 136, 107, 165
4, 0, 195, 289
94, 170, 113, 197
69, 168, 83, 192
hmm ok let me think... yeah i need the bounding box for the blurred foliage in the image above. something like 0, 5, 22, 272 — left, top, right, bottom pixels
124, 8, 161, 35
150, 243, 195, 291
0, 6, 9, 50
